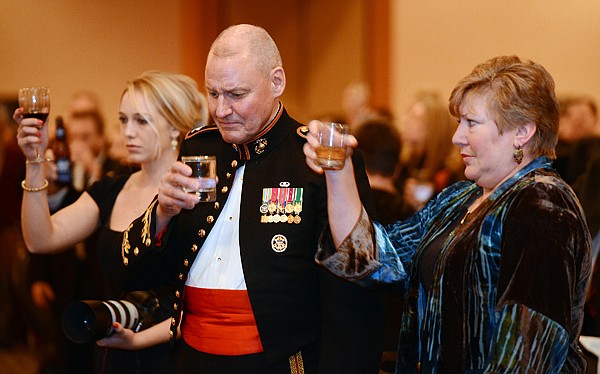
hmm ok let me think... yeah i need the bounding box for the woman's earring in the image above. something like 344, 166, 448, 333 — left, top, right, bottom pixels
513, 146, 524, 164
171, 133, 179, 151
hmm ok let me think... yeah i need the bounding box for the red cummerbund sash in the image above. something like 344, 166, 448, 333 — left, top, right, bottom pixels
182, 286, 264, 355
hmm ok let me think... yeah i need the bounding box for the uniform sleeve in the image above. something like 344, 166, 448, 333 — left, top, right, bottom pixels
484, 183, 592, 372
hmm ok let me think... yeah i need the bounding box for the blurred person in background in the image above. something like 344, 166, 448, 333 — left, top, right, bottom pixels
64, 110, 128, 191
15, 70, 208, 373
0, 101, 27, 349
341, 81, 380, 129
354, 117, 411, 226
27, 145, 99, 374
398, 89, 464, 212
353, 117, 411, 373
554, 94, 600, 185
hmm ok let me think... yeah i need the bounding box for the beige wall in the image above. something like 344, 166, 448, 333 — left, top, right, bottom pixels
0, 0, 365, 132
2, 1, 600, 136
390, 0, 600, 122
0, 1, 183, 134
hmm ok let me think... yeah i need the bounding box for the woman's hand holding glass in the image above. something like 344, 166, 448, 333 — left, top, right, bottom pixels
16, 87, 51, 163
14, 107, 51, 163
303, 119, 358, 175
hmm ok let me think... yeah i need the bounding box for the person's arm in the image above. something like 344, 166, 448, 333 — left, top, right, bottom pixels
96, 318, 175, 350
15, 108, 100, 253
303, 120, 362, 247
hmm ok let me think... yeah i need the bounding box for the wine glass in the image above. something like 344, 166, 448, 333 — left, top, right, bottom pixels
18, 86, 51, 163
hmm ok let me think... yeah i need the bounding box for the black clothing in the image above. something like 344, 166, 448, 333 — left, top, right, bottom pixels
87, 175, 176, 374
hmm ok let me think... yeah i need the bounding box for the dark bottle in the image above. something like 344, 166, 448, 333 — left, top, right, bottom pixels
53, 116, 72, 186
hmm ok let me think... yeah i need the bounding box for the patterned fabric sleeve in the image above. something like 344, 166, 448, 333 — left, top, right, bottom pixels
315, 206, 407, 287
484, 303, 569, 372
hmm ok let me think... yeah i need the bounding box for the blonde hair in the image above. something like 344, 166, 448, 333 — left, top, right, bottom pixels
449, 55, 559, 159
408, 89, 459, 180
122, 71, 209, 158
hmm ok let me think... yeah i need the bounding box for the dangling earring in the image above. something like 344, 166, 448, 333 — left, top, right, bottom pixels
513, 146, 524, 164
170, 132, 179, 151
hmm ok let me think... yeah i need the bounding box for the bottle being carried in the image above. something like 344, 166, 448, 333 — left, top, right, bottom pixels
53, 116, 72, 186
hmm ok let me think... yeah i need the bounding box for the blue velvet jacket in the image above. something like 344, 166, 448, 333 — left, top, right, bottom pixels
317, 156, 592, 373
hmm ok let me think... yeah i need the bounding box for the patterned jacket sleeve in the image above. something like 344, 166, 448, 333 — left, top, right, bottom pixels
315, 181, 469, 288
315, 207, 407, 287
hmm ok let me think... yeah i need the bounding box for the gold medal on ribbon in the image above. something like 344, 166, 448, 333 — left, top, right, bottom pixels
260, 188, 270, 223
293, 188, 303, 224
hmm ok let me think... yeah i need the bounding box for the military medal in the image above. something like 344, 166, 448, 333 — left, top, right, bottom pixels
271, 188, 280, 223
293, 188, 303, 224
277, 188, 286, 223
271, 234, 288, 253
260, 188, 270, 223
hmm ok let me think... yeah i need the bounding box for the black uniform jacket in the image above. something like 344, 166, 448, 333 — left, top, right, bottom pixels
118, 107, 384, 373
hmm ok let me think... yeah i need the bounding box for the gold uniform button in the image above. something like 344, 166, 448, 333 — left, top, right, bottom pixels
171, 317, 176, 326
214, 202, 220, 210
191, 244, 198, 252
207, 216, 214, 224
221, 186, 228, 194
169, 330, 174, 339
198, 229, 206, 237
175, 290, 180, 298
123, 258, 129, 266
178, 273, 184, 280
133, 247, 139, 256
173, 303, 178, 311
184, 259, 189, 267
231, 160, 238, 168
226, 172, 232, 179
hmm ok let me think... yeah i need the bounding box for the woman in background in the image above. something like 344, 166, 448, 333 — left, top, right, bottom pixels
399, 89, 464, 211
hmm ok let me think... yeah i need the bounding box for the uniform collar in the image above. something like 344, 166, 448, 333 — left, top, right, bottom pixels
232, 102, 288, 162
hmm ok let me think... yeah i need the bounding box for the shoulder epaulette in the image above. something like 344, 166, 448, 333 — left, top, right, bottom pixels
185, 124, 219, 140
296, 125, 309, 139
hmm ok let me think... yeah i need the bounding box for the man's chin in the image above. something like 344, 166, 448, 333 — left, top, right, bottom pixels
219, 130, 246, 145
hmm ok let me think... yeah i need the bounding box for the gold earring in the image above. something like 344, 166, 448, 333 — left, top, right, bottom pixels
513, 146, 523, 164
171, 134, 178, 150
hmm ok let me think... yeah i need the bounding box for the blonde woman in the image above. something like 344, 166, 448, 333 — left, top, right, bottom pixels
15, 71, 208, 373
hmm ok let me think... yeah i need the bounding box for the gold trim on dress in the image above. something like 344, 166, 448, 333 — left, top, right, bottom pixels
141, 200, 159, 247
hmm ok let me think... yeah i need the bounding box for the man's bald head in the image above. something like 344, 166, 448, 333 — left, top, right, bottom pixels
208, 24, 282, 77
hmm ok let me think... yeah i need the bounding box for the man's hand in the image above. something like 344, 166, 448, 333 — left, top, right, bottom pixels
155, 161, 202, 232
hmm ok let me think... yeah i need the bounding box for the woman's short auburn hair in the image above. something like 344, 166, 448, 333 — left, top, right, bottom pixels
448, 55, 559, 159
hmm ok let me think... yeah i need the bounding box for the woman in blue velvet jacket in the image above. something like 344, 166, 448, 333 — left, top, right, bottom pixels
304, 55, 592, 373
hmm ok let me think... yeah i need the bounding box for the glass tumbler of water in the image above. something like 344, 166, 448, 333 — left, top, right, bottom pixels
181, 155, 217, 202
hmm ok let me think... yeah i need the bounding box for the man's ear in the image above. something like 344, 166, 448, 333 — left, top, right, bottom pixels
271, 67, 286, 98
515, 122, 536, 147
